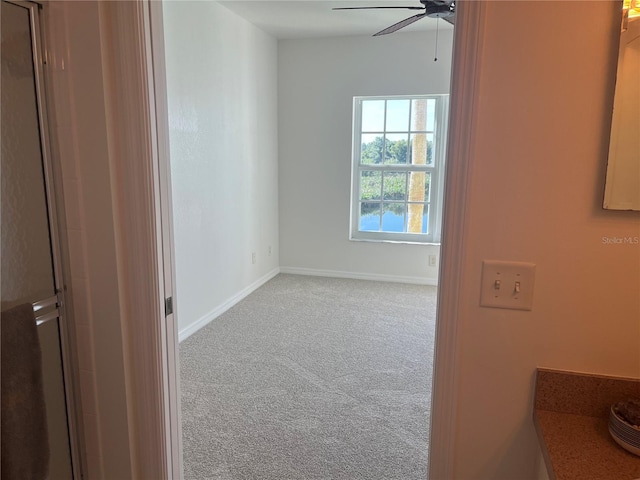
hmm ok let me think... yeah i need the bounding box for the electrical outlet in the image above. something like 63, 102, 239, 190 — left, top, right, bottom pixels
252, 252, 256, 264
268, 246, 272, 256
480, 260, 536, 311
428, 255, 437, 267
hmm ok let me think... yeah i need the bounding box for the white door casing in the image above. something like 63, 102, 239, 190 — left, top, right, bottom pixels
97, 1, 182, 477
428, 0, 487, 478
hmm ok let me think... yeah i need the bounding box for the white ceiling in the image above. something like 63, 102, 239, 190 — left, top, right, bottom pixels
217, 1, 454, 39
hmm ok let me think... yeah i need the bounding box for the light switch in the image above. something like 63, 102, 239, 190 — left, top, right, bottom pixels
480, 260, 536, 311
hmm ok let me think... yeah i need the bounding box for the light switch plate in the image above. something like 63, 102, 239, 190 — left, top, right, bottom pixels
480, 260, 536, 311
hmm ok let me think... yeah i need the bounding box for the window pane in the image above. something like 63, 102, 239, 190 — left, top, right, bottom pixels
425, 172, 431, 201
423, 204, 430, 233
383, 172, 407, 201
411, 98, 437, 131
382, 203, 405, 232
411, 99, 428, 131
407, 171, 427, 203
407, 203, 429, 234
408, 171, 431, 201
361, 134, 384, 164
360, 171, 381, 201
360, 202, 380, 231
384, 134, 408, 164
426, 99, 436, 131
409, 133, 434, 165
361, 100, 385, 132
386, 99, 410, 131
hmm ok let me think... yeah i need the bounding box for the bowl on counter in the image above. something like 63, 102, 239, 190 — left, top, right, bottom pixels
609, 399, 640, 457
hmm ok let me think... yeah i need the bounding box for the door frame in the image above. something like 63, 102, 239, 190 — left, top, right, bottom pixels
428, 1, 487, 477
109, 0, 488, 478
95, 1, 182, 477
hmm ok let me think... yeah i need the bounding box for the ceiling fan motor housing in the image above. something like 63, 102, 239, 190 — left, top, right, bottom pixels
422, 0, 455, 18
425, 4, 454, 18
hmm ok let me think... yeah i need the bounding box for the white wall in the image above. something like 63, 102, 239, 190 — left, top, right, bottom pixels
163, 1, 280, 336
278, 30, 454, 284
451, 2, 640, 478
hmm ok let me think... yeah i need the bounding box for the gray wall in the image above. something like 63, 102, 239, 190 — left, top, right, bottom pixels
278, 31, 454, 284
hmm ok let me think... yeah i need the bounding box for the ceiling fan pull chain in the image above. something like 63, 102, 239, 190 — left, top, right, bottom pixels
434, 18, 439, 62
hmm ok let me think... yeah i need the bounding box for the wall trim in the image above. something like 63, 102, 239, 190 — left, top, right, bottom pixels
279, 266, 438, 286
178, 268, 281, 342
428, 1, 488, 479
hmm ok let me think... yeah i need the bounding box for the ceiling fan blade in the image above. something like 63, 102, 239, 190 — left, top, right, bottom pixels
373, 12, 428, 36
443, 14, 455, 25
332, 6, 424, 10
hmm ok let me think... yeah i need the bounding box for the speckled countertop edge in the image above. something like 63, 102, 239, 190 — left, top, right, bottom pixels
535, 368, 640, 417
534, 368, 640, 480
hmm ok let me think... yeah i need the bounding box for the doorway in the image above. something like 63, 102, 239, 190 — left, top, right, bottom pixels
159, 1, 454, 477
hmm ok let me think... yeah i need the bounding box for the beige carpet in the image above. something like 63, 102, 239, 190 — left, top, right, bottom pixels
180, 274, 437, 479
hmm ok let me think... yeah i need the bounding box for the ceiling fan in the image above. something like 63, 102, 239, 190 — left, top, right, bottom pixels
333, 0, 455, 36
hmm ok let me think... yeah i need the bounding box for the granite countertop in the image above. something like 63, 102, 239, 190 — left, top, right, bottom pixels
534, 369, 640, 480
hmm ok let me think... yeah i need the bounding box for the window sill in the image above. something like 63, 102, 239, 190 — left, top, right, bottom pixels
349, 237, 441, 247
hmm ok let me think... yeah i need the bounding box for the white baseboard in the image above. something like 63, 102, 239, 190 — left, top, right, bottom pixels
279, 266, 438, 286
179, 266, 436, 342
178, 267, 280, 342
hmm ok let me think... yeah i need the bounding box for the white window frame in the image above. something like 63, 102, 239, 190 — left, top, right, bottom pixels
350, 94, 449, 244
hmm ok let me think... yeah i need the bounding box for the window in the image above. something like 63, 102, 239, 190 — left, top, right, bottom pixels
350, 95, 449, 244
